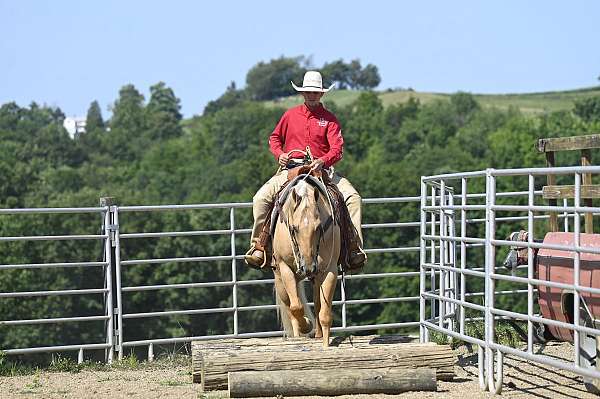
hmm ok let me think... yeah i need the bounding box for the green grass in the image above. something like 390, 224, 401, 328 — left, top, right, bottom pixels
262, 86, 600, 115
0, 350, 190, 377
429, 320, 522, 349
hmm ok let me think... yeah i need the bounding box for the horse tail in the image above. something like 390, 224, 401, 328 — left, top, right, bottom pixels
275, 279, 314, 337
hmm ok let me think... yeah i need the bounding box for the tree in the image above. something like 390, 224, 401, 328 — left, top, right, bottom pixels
321, 59, 381, 90
450, 92, 480, 126
245, 56, 307, 100
321, 59, 352, 89
146, 82, 183, 140
110, 84, 145, 131
344, 92, 385, 160
204, 81, 248, 115
108, 84, 146, 159
347, 59, 363, 89
384, 97, 420, 130
354, 64, 381, 90
574, 96, 600, 123
0, 102, 22, 131
85, 100, 104, 132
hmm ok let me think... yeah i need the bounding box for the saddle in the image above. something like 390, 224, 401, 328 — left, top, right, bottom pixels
255, 165, 362, 273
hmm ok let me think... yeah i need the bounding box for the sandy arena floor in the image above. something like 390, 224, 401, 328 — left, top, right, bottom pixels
0, 341, 595, 398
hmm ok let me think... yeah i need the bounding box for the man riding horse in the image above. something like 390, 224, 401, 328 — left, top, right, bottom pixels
244, 70, 367, 270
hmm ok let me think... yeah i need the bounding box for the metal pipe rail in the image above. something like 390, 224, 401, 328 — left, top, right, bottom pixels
0, 206, 114, 362
420, 166, 600, 394
108, 188, 528, 358
112, 197, 431, 358
0, 196, 438, 362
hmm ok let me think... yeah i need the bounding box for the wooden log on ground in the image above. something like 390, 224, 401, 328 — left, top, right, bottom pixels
192, 338, 455, 390
192, 335, 414, 353
228, 368, 437, 397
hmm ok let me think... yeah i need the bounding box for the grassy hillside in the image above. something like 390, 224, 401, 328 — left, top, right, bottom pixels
264, 86, 600, 114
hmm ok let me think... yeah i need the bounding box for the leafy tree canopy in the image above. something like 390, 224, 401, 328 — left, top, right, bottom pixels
1, 70, 599, 354
85, 100, 104, 132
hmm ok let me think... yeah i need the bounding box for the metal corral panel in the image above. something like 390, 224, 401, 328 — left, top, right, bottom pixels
537, 232, 600, 341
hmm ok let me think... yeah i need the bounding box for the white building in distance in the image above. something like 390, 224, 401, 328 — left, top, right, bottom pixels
63, 117, 86, 138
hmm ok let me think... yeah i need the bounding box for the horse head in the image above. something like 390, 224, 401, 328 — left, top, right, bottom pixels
289, 180, 323, 279
503, 230, 531, 273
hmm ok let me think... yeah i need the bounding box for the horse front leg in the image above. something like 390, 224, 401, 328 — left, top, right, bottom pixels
319, 269, 337, 348
313, 280, 323, 339
278, 262, 311, 336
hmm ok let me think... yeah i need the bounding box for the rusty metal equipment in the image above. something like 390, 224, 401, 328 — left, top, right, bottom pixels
537, 232, 600, 342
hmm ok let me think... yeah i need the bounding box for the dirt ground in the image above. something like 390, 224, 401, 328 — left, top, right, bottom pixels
0, 341, 595, 398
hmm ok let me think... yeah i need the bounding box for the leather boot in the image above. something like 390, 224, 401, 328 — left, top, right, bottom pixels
349, 249, 367, 269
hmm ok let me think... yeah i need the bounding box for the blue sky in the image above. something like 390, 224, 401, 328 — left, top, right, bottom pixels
1, 1, 599, 118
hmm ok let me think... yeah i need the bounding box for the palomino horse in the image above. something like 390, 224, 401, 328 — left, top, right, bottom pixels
273, 176, 341, 348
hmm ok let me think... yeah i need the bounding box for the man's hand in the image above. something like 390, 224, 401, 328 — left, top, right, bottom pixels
309, 158, 325, 171
278, 153, 290, 167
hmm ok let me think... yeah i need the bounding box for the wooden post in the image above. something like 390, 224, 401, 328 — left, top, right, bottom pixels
581, 149, 594, 233
546, 152, 559, 232
538, 134, 600, 234
228, 368, 437, 397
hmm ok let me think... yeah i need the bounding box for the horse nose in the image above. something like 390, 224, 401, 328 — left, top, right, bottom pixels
503, 250, 517, 270
298, 256, 306, 271
310, 261, 318, 274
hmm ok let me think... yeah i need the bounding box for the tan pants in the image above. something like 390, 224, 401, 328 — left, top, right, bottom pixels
250, 169, 363, 247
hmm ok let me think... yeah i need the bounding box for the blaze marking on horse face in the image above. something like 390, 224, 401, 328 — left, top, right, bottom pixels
303, 217, 308, 226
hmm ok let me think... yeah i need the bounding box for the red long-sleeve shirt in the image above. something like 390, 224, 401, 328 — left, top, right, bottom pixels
268, 103, 344, 168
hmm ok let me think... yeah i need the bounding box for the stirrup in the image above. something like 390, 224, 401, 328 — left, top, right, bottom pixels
244, 246, 267, 269
349, 248, 367, 268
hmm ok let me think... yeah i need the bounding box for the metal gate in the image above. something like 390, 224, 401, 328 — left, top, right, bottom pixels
0, 197, 422, 362
420, 166, 600, 394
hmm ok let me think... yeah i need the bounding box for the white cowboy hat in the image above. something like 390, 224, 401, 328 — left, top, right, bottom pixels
291, 71, 335, 93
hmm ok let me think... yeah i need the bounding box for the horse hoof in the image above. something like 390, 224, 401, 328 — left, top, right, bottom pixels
300, 317, 313, 335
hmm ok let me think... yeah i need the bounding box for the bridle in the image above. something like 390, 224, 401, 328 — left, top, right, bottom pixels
279, 184, 334, 280
275, 148, 337, 279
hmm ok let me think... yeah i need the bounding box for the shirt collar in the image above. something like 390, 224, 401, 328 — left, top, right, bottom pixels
302, 103, 324, 115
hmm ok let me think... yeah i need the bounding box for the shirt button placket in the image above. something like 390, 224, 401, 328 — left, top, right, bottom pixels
306, 115, 310, 148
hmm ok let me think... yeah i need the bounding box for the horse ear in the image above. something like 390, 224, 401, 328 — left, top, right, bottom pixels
314, 187, 319, 202
291, 188, 299, 205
